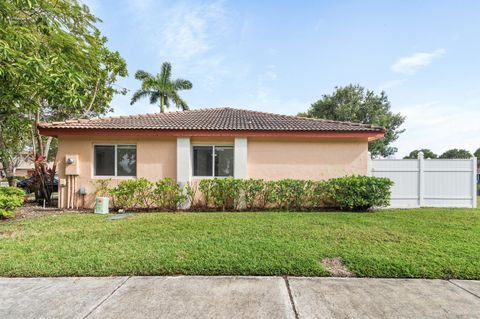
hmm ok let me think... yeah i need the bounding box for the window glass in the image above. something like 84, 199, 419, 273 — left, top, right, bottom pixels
94, 145, 115, 176
117, 145, 137, 176
193, 146, 213, 176
215, 146, 234, 177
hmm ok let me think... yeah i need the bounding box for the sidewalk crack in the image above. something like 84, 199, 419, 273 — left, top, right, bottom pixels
83, 276, 130, 319
448, 280, 480, 300
283, 276, 300, 319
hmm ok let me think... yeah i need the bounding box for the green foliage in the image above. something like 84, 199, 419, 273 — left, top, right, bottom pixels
199, 178, 242, 211
108, 178, 186, 211
474, 148, 480, 159
103, 177, 393, 212
153, 178, 186, 211
130, 62, 192, 112
320, 176, 393, 211
300, 84, 405, 157
109, 178, 154, 210
439, 149, 472, 159
0, 187, 24, 218
404, 149, 438, 159
240, 179, 265, 210
92, 179, 111, 197
0, 0, 127, 195
196, 177, 391, 212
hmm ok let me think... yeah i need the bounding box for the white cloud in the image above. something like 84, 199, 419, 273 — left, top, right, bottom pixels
377, 79, 406, 91
162, 1, 227, 60
265, 65, 277, 80
126, 0, 228, 62
391, 49, 446, 75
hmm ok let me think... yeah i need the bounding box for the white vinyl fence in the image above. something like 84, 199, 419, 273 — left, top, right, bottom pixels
369, 152, 477, 208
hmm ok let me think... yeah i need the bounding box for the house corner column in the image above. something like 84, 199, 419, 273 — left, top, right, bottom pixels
177, 137, 191, 185
177, 137, 191, 209
234, 137, 248, 179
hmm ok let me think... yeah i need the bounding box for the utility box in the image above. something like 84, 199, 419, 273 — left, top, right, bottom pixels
65, 154, 79, 175
94, 197, 109, 214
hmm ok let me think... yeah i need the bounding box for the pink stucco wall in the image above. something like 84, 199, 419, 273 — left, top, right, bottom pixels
247, 137, 369, 180
56, 135, 369, 208
56, 136, 177, 208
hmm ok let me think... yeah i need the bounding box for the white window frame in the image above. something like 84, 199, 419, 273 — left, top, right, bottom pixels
92, 144, 137, 178
191, 144, 234, 178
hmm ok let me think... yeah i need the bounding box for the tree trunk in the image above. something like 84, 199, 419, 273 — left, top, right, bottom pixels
160, 96, 164, 113
2, 158, 16, 187
34, 110, 43, 157
43, 136, 53, 160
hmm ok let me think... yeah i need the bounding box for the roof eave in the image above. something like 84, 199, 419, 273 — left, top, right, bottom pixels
38, 127, 385, 140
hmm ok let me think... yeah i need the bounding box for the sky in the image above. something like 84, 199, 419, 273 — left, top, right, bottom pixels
83, 0, 480, 158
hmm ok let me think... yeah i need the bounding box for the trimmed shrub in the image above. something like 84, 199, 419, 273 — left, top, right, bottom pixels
102, 176, 393, 212
320, 175, 393, 211
109, 178, 154, 210
152, 178, 186, 210
0, 187, 25, 219
199, 178, 242, 211
240, 179, 265, 210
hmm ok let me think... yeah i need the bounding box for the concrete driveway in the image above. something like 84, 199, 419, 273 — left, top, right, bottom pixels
1, 276, 479, 319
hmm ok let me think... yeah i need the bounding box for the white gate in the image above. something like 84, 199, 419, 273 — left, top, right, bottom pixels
369, 153, 477, 208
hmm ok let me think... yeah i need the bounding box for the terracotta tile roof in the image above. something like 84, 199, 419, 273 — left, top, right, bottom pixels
38, 107, 385, 132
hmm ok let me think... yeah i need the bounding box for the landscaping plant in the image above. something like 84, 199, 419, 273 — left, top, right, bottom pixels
0, 187, 25, 219
153, 178, 186, 211
320, 175, 393, 211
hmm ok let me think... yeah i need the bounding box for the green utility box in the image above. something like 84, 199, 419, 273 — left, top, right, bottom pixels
95, 197, 109, 214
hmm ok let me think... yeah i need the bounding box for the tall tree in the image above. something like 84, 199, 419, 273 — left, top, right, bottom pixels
404, 149, 438, 159
439, 149, 472, 159
130, 62, 192, 112
0, 0, 127, 196
474, 148, 480, 159
300, 84, 405, 157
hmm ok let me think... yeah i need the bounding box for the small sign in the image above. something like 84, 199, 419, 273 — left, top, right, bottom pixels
0, 182, 9, 187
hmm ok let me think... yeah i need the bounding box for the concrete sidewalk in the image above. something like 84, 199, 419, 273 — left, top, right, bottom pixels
1, 276, 479, 319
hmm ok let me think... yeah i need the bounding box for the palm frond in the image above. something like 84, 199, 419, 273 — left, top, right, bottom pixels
131, 62, 191, 112
169, 91, 189, 110
160, 62, 172, 84
134, 70, 154, 81
173, 79, 192, 90
130, 89, 150, 105
149, 92, 160, 105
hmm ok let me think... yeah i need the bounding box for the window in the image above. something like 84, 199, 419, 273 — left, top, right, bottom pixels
193, 145, 233, 177
94, 145, 136, 177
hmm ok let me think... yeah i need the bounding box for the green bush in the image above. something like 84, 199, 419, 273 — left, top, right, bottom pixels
240, 179, 265, 210
0, 187, 25, 218
320, 175, 393, 211
103, 176, 393, 212
109, 178, 154, 210
152, 178, 185, 210
199, 178, 242, 211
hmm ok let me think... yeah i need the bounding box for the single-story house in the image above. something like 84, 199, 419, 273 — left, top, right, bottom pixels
38, 108, 386, 208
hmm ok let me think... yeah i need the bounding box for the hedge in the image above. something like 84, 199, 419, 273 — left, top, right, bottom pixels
97, 176, 392, 212
0, 187, 25, 219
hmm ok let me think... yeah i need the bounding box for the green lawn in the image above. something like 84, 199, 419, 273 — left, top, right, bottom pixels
0, 206, 479, 279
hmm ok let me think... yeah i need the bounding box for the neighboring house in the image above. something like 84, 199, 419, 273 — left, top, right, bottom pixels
0, 157, 54, 178
38, 108, 386, 208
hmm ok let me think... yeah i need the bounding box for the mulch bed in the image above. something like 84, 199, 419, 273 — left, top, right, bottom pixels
3, 202, 89, 222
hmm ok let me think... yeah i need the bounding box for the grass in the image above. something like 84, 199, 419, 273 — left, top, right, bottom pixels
0, 206, 479, 279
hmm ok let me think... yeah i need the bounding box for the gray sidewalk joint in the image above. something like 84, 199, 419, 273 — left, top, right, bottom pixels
283, 276, 299, 319
83, 276, 131, 319
448, 280, 480, 300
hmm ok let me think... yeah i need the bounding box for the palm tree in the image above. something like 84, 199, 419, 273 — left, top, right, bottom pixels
130, 62, 192, 112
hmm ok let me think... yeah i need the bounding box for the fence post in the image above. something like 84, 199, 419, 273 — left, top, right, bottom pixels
367, 152, 372, 176
472, 157, 477, 209
418, 151, 424, 207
